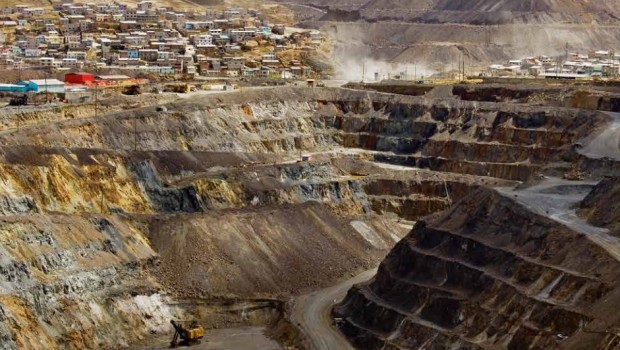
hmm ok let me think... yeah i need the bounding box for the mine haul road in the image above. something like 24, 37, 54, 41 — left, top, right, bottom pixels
289, 111, 620, 350
499, 111, 620, 262
292, 268, 377, 350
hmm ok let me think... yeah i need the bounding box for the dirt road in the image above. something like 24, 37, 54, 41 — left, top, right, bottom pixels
497, 177, 620, 262
495, 112, 620, 261
291, 269, 377, 350
137, 327, 281, 350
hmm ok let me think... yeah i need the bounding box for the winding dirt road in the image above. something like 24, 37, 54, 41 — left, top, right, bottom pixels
498, 112, 620, 261
291, 269, 377, 350
496, 177, 620, 261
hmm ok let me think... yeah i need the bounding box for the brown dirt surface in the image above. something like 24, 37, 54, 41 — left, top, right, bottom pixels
281, 0, 620, 24
143, 202, 402, 299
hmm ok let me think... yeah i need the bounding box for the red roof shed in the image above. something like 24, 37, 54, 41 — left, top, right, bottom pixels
65, 73, 95, 84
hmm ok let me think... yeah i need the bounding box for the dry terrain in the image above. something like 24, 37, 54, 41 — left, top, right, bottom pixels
0, 81, 617, 349
276, 0, 620, 76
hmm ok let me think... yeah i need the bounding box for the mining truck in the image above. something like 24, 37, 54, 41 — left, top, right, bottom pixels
9, 94, 28, 106
122, 85, 142, 95
169, 320, 205, 348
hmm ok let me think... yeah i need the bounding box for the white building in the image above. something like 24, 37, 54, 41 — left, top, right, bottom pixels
30, 79, 66, 93
191, 34, 213, 48
230, 29, 257, 42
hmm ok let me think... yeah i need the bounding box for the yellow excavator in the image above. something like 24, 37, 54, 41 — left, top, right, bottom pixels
169, 320, 205, 348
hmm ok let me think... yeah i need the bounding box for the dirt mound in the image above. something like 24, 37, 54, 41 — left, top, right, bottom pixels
145, 202, 401, 299
334, 187, 620, 349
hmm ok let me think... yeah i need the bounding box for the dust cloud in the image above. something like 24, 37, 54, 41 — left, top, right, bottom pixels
334, 56, 435, 82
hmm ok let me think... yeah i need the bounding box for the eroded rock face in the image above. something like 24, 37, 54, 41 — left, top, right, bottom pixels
334, 188, 620, 349
0, 214, 166, 350
0, 87, 614, 348
579, 177, 620, 235
0, 88, 603, 183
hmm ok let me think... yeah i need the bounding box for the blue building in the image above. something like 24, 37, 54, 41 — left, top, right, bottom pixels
17, 80, 65, 93
16, 80, 40, 92
0, 84, 30, 93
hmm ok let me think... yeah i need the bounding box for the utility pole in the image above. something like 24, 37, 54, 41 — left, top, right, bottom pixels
462, 56, 465, 81
610, 50, 616, 79
94, 81, 98, 117
463, 55, 466, 80
44, 68, 49, 104
100, 184, 105, 214
458, 52, 463, 81
361, 62, 365, 83
94, 66, 99, 117
460, 53, 464, 81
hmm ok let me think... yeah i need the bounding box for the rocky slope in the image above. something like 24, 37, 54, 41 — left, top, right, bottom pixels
334, 187, 620, 349
0, 212, 168, 350
284, 0, 620, 23
357, 0, 620, 24
0, 86, 615, 349
281, 0, 620, 74
0, 88, 604, 181
145, 203, 398, 299
579, 177, 620, 235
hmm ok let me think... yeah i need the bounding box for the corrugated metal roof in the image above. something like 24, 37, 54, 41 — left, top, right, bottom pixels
29, 79, 65, 86
97, 75, 131, 80
0, 84, 24, 87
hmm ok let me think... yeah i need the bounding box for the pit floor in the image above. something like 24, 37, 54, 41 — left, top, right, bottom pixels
137, 327, 281, 350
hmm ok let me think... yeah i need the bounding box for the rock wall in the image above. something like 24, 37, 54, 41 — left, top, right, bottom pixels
579, 177, 620, 235
0, 87, 613, 348
0, 88, 603, 182
0, 213, 168, 350
334, 188, 620, 349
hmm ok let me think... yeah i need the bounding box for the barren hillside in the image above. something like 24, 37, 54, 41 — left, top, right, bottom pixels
286, 0, 620, 23
279, 0, 620, 75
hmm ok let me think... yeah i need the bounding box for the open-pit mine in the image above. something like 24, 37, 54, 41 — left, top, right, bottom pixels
0, 81, 619, 350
